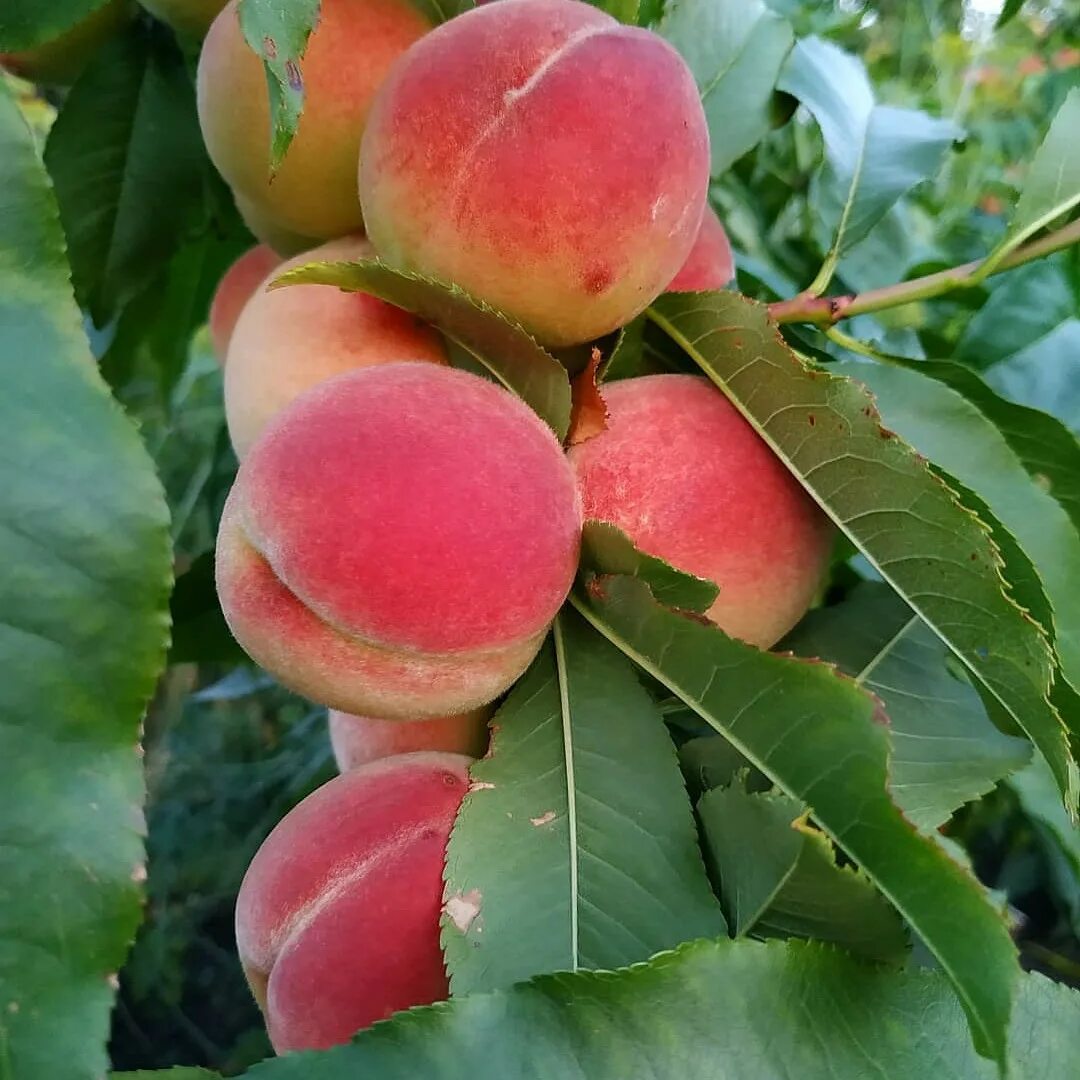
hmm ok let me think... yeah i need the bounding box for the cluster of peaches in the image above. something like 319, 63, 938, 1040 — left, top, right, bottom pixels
12, 0, 834, 1056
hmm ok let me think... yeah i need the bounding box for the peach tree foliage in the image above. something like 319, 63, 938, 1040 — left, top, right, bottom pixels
0, 0, 1079, 1076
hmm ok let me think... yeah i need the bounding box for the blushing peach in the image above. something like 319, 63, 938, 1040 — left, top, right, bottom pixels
208, 244, 280, 362
360, 0, 709, 347
223, 235, 446, 458
235, 752, 471, 1051
216, 363, 582, 717
666, 207, 734, 292
197, 0, 431, 241
329, 707, 491, 771
569, 375, 833, 648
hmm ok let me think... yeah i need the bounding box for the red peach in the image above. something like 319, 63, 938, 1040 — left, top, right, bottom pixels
216, 363, 582, 717
329, 707, 491, 771
208, 244, 280, 363
223, 235, 446, 458
197, 0, 431, 241
569, 375, 833, 648
235, 752, 471, 1051
665, 207, 735, 293
360, 0, 709, 347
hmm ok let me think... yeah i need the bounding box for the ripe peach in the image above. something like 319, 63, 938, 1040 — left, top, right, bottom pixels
140, 0, 225, 38
666, 207, 734, 292
360, 0, 709, 347
197, 0, 431, 241
223, 235, 446, 458
235, 752, 471, 1051
234, 192, 318, 258
1, 1, 132, 85
216, 363, 582, 717
329, 707, 491, 771
208, 244, 280, 362
569, 375, 833, 648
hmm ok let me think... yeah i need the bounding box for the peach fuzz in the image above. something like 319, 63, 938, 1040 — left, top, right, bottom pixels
216, 363, 582, 717
223, 235, 446, 458
197, 0, 431, 241
208, 244, 280, 362
235, 752, 471, 1051
666, 207, 735, 293
569, 375, 833, 648
360, 0, 709, 347
329, 707, 491, 771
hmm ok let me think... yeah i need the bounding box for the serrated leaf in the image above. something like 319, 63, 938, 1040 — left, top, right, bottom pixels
699, 783, 909, 961
660, 0, 794, 177
0, 82, 172, 1080
43, 24, 206, 326
981, 90, 1080, 277
581, 520, 719, 613
782, 582, 1031, 830
0, 0, 109, 50
649, 290, 1074, 810
575, 567, 1017, 1066
779, 37, 959, 280
237, 0, 320, 170
204, 939, 1080, 1078
442, 612, 725, 996
680, 734, 771, 797
277, 258, 572, 439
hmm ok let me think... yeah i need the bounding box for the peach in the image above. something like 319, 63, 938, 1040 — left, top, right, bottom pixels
234, 192, 318, 258
140, 0, 225, 38
359, 0, 709, 347
666, 207, 735, 293
235, 752, 471, 1051
329, 707, 491, 771
1, 1, 132, 85
197, 0, 432, 241
223, 235, 446, 458
208, 244, 280, 362
216, 363, 582, 717
569, 375, 833, 648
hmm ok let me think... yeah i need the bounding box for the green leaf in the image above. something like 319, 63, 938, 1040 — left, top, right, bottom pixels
237, 0, 320, 170
170, 550, 246, 664
410, 0, 473, 23
1010, 753, 1080, 880
980, 90, 1080, 278
995, 0, 1025, 29
442, 612, 725, 996
600, 314, 645, 382
0, 82, 171, 1080
660, 0, 794, 177
43, 24, 206, 326
779, 37, 959, 285
782, 582, 1031, 830
649, 290, 1074, 811
986, 320, 1080, 433
575, 571, 1017, 1066
276, 258, 573, 439
0, 0, 110, 50
581, 521, 719, 613
699, 783, 909, 961
190, 939, 1080, 1078
114, 1072, 220, 1080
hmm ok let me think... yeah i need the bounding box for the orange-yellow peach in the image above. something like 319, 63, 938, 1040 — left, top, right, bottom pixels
359, 0, 709, 347
1, 1, 132, 85
234, 192, 318, 258
235, 752, 470, 1051
197, 0, 431, 241
569, 375, 833, 647
223, 235, 446, 458
666, 207, 734, 292
329, 707, 491, 771
216, 363, 582, 717
208, 244, 280, 362
140, 0, 225, 38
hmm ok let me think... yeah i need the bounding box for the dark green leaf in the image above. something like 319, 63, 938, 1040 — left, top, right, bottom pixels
442, 612, 725, 996
0, 0, 110, 49
276, 258, 572, 439
600, 314, 645, 382
0, 81, 172, 1080
170, 550, 246, 664
995, 0, 1024, 28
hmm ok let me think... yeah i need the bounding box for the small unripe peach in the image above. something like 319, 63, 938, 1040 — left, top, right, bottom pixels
216, 363, 582, 717
235, 752, 471, 1051
223, 235, 446, 458
360, 0, 709, 346
329, 708, 491, 771
140, 0, 225, 38
208, 244, 280, 362
666, 207, 734, 293
569, 375, 833, 648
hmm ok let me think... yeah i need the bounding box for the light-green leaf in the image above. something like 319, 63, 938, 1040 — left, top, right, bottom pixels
276, 258, 572, 439
441, 611, 725, 996
0, 81, 172, 1080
